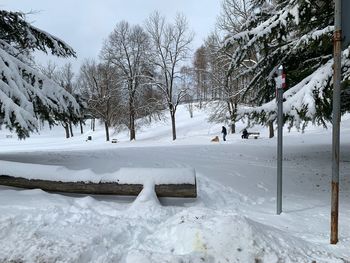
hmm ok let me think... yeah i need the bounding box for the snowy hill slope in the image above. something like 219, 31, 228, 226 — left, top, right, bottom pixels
0, 103, 349, 262
0, 103, 269, 151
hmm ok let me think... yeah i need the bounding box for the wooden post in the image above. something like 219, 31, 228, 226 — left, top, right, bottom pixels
331, 0, 342, 245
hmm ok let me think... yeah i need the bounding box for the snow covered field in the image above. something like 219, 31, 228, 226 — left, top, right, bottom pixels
0, 104, 349, 262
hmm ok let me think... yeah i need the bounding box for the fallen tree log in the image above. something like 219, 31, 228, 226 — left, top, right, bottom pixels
0, 166, 197, 198
0, 175, 196, 197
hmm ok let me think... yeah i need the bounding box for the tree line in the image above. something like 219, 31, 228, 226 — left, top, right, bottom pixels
2, 1, 349, 140
205, 0, 349, 136
41, 12, 195, 141
189, 0, 350, 137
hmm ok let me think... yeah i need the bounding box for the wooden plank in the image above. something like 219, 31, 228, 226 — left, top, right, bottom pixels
0, 175, 197, 198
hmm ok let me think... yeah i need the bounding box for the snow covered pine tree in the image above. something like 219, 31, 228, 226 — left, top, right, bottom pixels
0, 10, 79, 138
226, 0, 350, 130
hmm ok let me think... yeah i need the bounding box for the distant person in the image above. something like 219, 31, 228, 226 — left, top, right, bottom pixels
221, 126, 227, 141
241, 128, 248, 139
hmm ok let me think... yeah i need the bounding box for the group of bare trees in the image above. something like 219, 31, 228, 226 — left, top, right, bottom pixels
41, 12, 194, 141
101, 21, 150, 141
77, 60, 122, 141
183, 0, 269, 136
40, 62, 83, 139
73, 12, 193, 141
48, 0, 324, 141
39, 2, 266, 141
183, 33, 244, 134
42, 2, 260, 141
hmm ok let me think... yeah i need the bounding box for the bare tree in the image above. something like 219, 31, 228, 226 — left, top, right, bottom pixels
146, 12, 194, 140
193, 46, 210, 107
78, 59, 122, 141
217, 0, 252, 34
204, 0, 265, 135
180, 66, 196, 118
101, 21, 151, 141
217, 0, 275, 137
58, 63, 75, 137
204, 33, 243, 134
39, 60, 59, 82
40, 62, 77, 138
138, 84, 165, 124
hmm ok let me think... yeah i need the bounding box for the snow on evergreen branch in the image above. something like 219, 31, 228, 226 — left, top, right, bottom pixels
0, 10, 76, 57
0, 41, 79, 137
239, 46, 350, 128
293, 26, 334, 50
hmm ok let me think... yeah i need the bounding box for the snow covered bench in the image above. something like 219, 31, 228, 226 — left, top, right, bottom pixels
0, 161, 197, 198
247, 132, 260, 139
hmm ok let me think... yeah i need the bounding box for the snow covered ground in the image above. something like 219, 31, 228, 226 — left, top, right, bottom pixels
0, 104, 349, 262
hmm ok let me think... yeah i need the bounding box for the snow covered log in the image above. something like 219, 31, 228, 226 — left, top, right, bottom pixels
0, 175, 197, 197
0, 164, 197, 198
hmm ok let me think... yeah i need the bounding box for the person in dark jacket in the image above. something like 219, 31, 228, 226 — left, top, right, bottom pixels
221, 126, 227, 141
241, 128, 248, 139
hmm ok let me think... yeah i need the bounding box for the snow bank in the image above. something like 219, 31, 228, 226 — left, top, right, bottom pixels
0, 161, 196, 185
0, 187, 343, 263
0, 104, 349, 262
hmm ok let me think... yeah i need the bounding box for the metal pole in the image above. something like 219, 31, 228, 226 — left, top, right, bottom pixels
277, 66, 284, 215
331, 0, 342, 245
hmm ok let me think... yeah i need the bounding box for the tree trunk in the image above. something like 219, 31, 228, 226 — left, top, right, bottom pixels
233, 102, 238, 134
69, 122, 74, 137
91, 119, 95, 131
63, 123, 70, 139
104, 121, 110, 141
171, 113, 176, 141
187, 103, 193, 118
230, 109, 236, 134
228, 100, 236, 134
129, 98, 136, 141
80, 120, 84, 134
130, 119, 136, 141
231, 123, 235, 134
269, 121, 274, 138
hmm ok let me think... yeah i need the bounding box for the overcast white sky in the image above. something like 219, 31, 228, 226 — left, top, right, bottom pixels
1, 0, 221, 71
